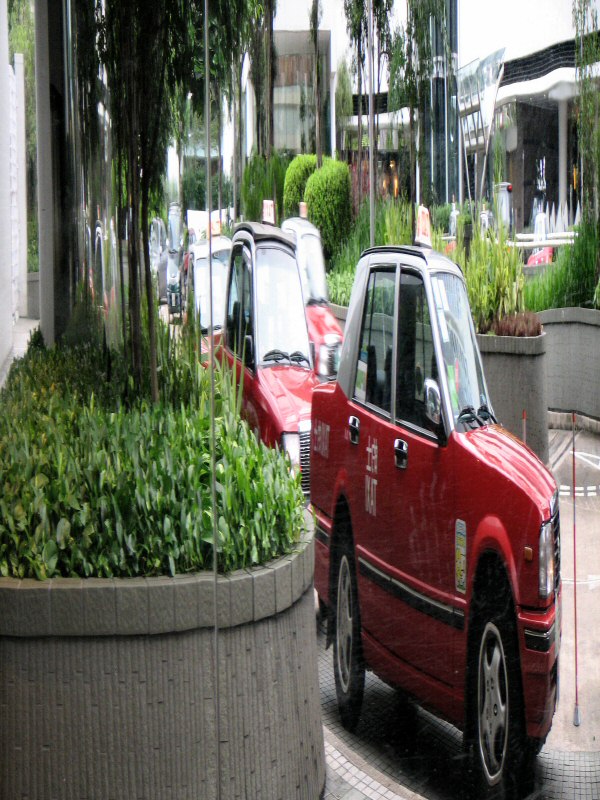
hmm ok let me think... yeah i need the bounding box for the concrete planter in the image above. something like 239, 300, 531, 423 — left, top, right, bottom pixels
539, 307, 600, 431
477, 332, 548, 464
0, 521, 325, 800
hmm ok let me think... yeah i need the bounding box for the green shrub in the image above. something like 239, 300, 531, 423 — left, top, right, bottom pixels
326, 198, 413, 305
524, 220, 599, 311
283, 154, 317, 218
241, 151, 290, 224
0, 324, 306, 580
304, 158, 352, 260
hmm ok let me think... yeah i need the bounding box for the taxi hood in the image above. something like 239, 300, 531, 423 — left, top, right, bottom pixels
462, 424, 556, 519
258, 365, 318, 431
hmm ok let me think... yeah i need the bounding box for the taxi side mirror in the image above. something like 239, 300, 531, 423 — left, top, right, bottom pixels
424, 378, 445, 442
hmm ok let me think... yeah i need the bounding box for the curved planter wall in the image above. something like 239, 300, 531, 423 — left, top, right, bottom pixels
0, 524, 325, 800
539, 307, 600, 431
477, 332, 548, 464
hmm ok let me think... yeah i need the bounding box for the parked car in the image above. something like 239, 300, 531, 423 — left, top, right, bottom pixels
282, 217, 343, 379
311, 244, 561, 798
218, 222, 321, 495
166, 202, 184, 318
189, 233, 232, 331
150, 217, 168, 303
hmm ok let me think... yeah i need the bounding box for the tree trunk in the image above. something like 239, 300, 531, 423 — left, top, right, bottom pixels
141, 183, 159, 403
218, 99, 223, 219
357, 44, 363, 208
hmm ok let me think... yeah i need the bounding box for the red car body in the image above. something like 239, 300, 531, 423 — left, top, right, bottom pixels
218, 222, 320, 494
311, 245, 560, 794
282, 217, 343, 379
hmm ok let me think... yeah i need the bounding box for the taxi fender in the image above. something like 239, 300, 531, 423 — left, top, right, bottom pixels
468, 515, 520, 608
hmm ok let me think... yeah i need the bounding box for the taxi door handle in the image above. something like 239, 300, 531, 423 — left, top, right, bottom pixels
394, 438, 408, 469
348, 415, 360, 445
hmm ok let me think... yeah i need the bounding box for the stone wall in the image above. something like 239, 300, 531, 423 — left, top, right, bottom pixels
0, 525, 325, 800
539, 307, 600, 431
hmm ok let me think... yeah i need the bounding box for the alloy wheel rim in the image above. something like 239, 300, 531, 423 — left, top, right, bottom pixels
477, 621, 509, 785
336, 555, 353, 694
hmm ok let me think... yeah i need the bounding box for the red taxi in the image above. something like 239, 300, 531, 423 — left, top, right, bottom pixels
311, 245, 561, 798
219, 222, 320, 494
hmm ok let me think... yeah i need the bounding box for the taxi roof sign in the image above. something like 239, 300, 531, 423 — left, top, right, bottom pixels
414, 204, 432, 248
262, 199, 276, 225
299, 201, 308, 219
210, 218, 221, 236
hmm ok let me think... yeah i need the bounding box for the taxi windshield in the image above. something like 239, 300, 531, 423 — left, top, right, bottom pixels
300, 234, 328, 303
430, 272, 491, 426
256, 246, 311, 367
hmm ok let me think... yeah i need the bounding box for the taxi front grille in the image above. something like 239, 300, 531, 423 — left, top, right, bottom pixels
300, 429, 311, 495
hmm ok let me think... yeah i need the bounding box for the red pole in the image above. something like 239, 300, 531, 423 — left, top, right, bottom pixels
572, 411, 581, 726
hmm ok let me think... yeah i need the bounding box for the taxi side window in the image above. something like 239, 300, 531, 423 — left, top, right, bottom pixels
396, 271, 436, 428
354, 269, 395, 413
226, 247, 252, 358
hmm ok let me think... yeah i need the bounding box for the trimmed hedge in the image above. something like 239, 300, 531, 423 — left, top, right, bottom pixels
283, 154, 317, 218
304, 159, 352, 261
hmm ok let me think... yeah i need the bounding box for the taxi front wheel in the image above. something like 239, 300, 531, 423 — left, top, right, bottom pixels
333, 539, 365, 733
466, 588, 530, 799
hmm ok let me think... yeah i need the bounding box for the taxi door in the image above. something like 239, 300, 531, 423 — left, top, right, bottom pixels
349, 264, 459, 690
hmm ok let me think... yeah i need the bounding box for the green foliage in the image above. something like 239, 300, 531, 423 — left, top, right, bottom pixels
0, 311, 306, 581
524, 221, 600, 311
304, 158, 352, 261
457, 226, 525, 333
327, 198, 413, 306
431, 203, 452, 234
335, 59, 353, 146
241, 151, 290, 223
283, 154, 317, 218
182, 161, 233, 214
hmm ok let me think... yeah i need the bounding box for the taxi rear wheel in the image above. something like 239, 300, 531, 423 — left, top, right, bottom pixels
333, 538, 364, 732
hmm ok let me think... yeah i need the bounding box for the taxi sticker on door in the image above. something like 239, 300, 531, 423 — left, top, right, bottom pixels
455, 520, 467, 594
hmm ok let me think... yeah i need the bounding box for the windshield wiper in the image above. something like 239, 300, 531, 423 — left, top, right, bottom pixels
477, 403, 497, 424
457, 406, 485, 428
290, 351, 310, 366
262, 349, 290, 364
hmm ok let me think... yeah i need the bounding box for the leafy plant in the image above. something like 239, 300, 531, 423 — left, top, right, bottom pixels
241, 150, 290, 224
0, 312, 305, 580
490, 311, 542, 337
524, 221, 600, 311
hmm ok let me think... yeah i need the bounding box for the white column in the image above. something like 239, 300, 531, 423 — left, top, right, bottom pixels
558, 99, 568, 213
35, 0, 54, 345
15, 53, 28, 318
0, 0, 13, 371
330, 70, 336, 158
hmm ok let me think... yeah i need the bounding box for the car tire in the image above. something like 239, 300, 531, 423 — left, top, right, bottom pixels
466, 585, 530, 800
333, 537, 365, 733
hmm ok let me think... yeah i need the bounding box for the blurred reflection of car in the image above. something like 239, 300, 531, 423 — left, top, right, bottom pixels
218, 222, 320, 496
167, 202, 184, 318
281, 217, 343, 379
189, 234, 232, 331
150, 217, 168, 302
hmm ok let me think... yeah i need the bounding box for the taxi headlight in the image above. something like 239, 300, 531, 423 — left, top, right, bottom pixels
281, 433, 300, 471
